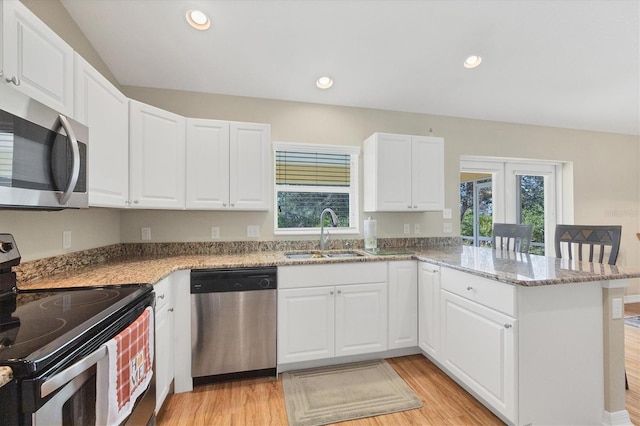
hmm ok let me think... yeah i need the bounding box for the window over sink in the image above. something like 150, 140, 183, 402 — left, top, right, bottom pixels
273, 142, 359, 235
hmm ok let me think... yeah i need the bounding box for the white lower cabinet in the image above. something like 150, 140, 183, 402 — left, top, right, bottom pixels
153, 276, 175, 414
418, 263, 440, 358
387, 261, 418, 349
440, 289, 516, 421
277, 262, 387, 365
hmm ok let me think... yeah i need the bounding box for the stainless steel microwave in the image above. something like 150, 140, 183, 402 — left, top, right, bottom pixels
0, 86, 88, 209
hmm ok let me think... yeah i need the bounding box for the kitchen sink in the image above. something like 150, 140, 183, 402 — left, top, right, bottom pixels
322, 252, 366, 258
284, 251, 368, 259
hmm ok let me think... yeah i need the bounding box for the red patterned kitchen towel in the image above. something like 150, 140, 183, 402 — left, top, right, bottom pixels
97, 306, 154, 426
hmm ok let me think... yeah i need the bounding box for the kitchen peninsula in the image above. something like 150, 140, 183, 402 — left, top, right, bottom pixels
14, 243, 640, 426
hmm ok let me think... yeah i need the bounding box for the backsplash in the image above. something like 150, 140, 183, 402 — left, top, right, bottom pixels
15, 237, 461, 283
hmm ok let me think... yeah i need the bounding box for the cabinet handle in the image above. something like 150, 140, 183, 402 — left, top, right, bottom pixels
466, 286, 473, 291
413, 205, 417, 208
504, 324, 512, 329
337, 290, 342, 294
223, 203, 227, 207
157, 294, 165, 299
133, 200, 139, 204
168, 308, 174, 312
230, 203, 235, 207
408, 205, 412, 209
5, 76, 20, 86
330, 290, 334, 295
432, 269, 438, 273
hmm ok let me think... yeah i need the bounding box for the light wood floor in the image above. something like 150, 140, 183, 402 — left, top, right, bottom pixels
158, 303, 640, 426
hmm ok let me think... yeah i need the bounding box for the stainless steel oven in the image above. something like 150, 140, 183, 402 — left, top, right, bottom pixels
0, 234, 155, 426
0, 85, 88, 209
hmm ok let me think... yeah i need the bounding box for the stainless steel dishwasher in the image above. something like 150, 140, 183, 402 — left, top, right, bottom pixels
190, 266, 277, 385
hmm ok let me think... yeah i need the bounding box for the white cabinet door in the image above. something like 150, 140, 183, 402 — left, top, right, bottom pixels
440, 290, 516, 421
335, 282, 387, 356
418, 263, 440, 358
388, 261, 418, 349
129, 100, 186, 209
185, 119, 270, 210
364, 133, 412, 211
2, 0, 74, 115
74, 54, 129, 207
277, 287, 335, 363
229, 122, 270, 210
185, 118, 229, 209
411, 136, 444, 211
154, 277, 174, 413
363, 133, 444, 212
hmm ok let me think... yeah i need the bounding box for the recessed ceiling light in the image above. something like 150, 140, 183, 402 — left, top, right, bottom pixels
316, 76, 334, 89
464, 55, 482, 69
186, 9, 210, 30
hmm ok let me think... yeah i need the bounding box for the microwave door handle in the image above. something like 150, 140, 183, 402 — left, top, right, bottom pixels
40, 345, 107, 398
57, 114, 80, 205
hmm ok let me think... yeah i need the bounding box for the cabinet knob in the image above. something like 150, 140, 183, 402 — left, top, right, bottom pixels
330, 290, 334, 295
5, 76, 20, 86
504, 324, 512, 329
466, 286, 473, 291
168, 308, 174, 312
223, 203, 227, 207
230, 203, 235, 207
133, 200, 139, 204
157, 294, 165, 299
432, 269, 438, 273
337, 290, 342, 294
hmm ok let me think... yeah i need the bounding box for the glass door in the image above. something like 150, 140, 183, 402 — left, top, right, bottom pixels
460, 175, 493, 247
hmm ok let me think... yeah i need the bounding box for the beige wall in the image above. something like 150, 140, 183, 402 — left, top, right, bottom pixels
6, 1, 640, 296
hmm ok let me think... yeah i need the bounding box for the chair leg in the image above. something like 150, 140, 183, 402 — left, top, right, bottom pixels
625, 370, 629, 390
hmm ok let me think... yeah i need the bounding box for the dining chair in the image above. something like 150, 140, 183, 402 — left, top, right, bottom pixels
554, 224, 622, 265
554, 224, 627, 389
491, 223, 534, 253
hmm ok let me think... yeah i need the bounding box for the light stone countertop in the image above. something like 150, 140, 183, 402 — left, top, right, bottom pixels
16, 246, 640, 290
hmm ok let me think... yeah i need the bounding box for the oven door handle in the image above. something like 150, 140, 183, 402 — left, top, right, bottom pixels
40, 345, 107, 398
56, 114, 80, 205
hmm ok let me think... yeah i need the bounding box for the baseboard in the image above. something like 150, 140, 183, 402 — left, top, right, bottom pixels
602, 409, 632, 426
277, 347, 420, 373
624, 294, 640, 304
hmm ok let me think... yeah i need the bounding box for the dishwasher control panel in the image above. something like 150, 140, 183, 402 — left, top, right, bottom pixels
190, 267, 277, 293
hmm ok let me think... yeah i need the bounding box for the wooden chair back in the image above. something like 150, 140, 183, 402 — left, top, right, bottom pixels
554, 225, 622, 265
491, 223, 534, 253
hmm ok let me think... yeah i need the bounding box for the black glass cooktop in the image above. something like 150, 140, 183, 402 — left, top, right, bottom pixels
0, 284, 152, 378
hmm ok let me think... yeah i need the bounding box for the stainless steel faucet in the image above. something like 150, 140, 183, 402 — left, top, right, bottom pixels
320, 208, 338, 251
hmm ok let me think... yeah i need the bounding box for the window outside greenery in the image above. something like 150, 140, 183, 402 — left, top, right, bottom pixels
274, 143, 358, 234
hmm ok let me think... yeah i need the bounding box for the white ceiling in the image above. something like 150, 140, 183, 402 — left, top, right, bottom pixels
60, 0, 640, 135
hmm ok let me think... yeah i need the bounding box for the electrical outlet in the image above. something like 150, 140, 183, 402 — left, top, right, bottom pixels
414, 224, 421, 234
211, 227, 220, 239
443, 222, 452, 233
612, 298, 623, 319
62, 231, 72, 249
443, 208, 452, 219
247, 225, 260, 238
141, 227, 151, 241
404, 224, 410, 234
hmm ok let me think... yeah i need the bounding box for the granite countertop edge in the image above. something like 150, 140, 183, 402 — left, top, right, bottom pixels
17, 247, 640, 291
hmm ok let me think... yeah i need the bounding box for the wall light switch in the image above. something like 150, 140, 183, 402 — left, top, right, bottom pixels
211, 227, 220, 239
141, 227, 151, 241
443, 222, 452, 233
63, 231, 72, 249
443, 208, 452, 219
247, 225, 260, 238
414, 224, 421, 234
404, 224, 410, 234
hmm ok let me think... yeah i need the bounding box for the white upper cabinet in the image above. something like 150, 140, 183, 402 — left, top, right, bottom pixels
74, 54, 129, 207
186, 119, 270, 210
129, 100, 186, 209
2, 0, 74, 115
363, 133, 444, 212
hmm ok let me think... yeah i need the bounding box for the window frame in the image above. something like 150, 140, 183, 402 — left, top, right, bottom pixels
273, 141, 360, 236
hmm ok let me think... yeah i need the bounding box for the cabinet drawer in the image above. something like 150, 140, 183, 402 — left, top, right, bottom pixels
440, 267, 515, 316
154, 277, 171, 310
